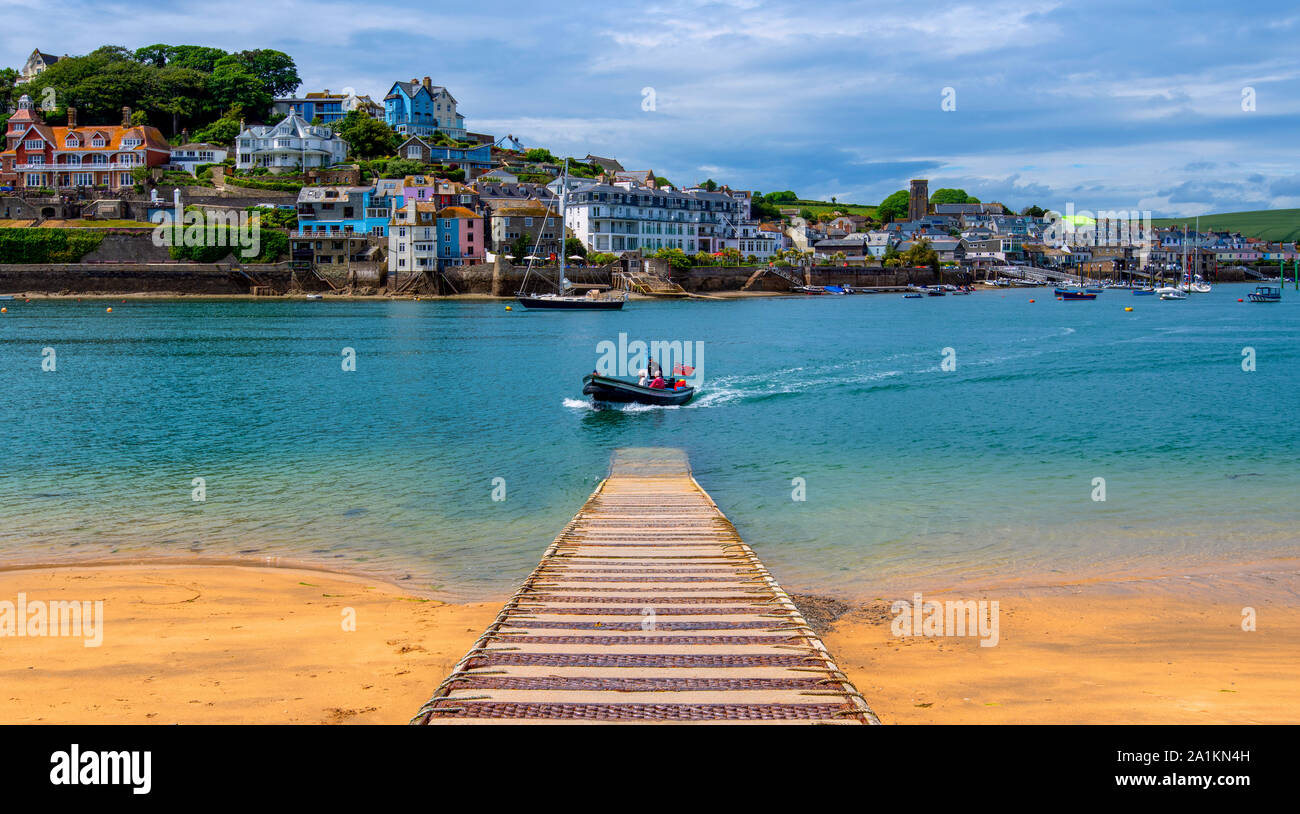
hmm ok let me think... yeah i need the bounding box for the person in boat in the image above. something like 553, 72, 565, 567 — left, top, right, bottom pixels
637, 367, 649, 386
647, 358, 662, 380
649, 374, 666, 389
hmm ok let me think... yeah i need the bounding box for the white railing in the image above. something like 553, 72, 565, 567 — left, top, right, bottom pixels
16, 162, 138, 170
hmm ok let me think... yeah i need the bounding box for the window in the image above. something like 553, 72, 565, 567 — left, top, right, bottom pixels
74, 173, 94, 186
65, 135, 80, 147
26, 173, 42, 186
122, 138, 141, 148
24, 139, 44, 150
92, 137, 105, 147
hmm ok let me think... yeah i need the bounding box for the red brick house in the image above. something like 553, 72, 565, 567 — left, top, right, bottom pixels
0, 95, 170, 190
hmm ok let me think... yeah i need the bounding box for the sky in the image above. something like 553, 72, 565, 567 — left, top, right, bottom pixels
4, 0, 1300, 216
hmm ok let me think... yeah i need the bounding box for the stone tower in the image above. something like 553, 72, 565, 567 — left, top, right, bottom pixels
908, 179, 929, 222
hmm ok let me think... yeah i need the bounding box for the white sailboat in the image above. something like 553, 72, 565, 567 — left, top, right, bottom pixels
516, 159, 627, 310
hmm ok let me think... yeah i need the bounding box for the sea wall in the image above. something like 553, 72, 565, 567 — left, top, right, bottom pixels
0, 262, 310, 295
671, 265, 954, 292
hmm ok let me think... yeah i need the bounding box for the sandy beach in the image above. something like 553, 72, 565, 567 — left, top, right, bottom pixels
825, 566, 1300, 724
2, 559, 1296, 724
0, 563, 497, 724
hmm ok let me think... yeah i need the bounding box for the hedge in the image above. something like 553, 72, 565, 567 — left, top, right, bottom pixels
162, 226, 288, 263
0, 228, 105, 263
223, 175, 305, 192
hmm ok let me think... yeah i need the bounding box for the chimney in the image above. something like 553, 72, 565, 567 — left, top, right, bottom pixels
181, 128, 190, 144
423, 77, 432, 89
67, 106, 76, 128
122, 106, 131, 127
411, 78, 419, 86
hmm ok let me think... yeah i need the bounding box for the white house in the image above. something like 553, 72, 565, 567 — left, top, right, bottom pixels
169, 142, 228, 174
235, 111, 348, 174
556, 179, 744, 255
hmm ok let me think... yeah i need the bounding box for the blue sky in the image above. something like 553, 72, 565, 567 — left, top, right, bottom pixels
5, 0, 1300, 215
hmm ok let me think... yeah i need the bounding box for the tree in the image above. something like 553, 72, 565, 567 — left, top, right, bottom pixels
167, 46, 229, 74
134, 44, 172, 68
877, 190, 909, 222
929, 188, 979, 205
0, 67, 18, 108
799, 208, 814, 222
764, 190, 798, 203
508, 234, 532, 261
331, 110, 398, 160
207, 55, 271, 119
194, 116, 242, 145
1021, 205, 1045, 218
523, 147, 556, 163
148, 66, 206, 136
902, 238, 939, 271
700, 178, 718, 192
235, 49, 300, 97
653, 247, 692, 270
654, 176, 672, 189
564, 237, 586, 259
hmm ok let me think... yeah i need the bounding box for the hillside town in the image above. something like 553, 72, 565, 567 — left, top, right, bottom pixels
1, 45, 1295, 295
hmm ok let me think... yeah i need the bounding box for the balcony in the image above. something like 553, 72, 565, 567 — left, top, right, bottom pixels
17, 162, 138, 171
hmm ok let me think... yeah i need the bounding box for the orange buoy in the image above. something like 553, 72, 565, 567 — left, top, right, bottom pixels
106, 307, 112, 313
1, 307, 6, 313
1029, 299, 1035, 303
1124, 306, 1133, 312
1237, 298, 1244, 302
505, 305, 512, 311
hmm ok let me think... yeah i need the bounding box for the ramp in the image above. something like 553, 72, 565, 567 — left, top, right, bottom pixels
412, 448, 877, 724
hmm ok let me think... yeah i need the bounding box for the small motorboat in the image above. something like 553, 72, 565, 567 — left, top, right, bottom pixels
1059, 289, 1097, 300
925, 287, 945, 296
1248, 285, 1281, 303
305, 293, 323, 300
582, 374, 695, 406
1159, 290, 1187, 300
822, 285, 849, 295
903, 292, 923, 299
794, 286, 828, 295
0, 295, 14, 301
1133, 288, 1156, 296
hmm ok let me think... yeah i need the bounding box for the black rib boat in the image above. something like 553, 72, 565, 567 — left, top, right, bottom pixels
582, 374, 695, 406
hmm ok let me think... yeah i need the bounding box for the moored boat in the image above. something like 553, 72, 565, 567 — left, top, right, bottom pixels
1247, 285, 1281, 303
1060, 289, 1097, 300
582, 374, 695, 406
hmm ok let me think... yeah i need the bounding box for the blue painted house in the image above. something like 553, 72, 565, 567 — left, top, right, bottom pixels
384, 77, 467, 139
296, 186, 393, 237
272, 91, 348, 125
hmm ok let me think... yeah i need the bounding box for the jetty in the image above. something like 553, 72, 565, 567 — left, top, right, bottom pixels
412, 448, 877, 724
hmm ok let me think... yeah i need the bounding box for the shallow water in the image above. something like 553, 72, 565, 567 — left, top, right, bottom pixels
1, 287, 1296, 600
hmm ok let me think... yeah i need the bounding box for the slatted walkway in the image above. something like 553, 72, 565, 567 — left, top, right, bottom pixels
412, 448, 877, 724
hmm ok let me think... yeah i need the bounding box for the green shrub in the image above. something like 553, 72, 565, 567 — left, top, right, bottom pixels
0, 228, 105, 263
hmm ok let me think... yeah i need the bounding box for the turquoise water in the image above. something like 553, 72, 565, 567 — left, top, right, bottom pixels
1, 287, 1297, 600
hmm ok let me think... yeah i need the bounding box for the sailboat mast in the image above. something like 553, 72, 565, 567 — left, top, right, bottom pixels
558, 158, 568, 292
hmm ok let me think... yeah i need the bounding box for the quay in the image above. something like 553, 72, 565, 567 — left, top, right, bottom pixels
412, 448, 877, 724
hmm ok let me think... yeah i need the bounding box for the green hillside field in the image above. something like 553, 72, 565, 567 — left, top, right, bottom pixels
1150, 209, 1300, 241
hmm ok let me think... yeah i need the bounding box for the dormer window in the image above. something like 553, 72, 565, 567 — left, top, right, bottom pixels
92, 136, 106, 147
65, 135, 80, 147
122, 137, 141, 148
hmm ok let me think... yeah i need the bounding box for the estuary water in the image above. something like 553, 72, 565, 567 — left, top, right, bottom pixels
1, 287, 1297, 601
